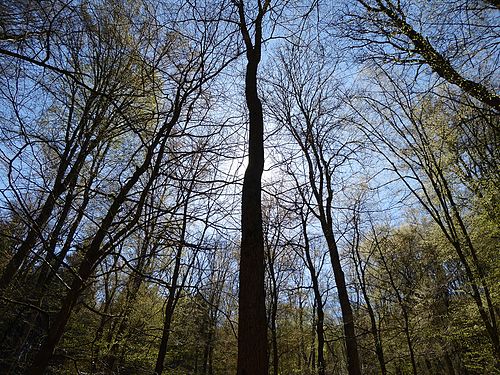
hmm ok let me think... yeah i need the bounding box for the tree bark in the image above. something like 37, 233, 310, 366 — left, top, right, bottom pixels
268, 259, 280, 375
301, 216, 326, 375
236, 2, 270, 374
358, 0, 500, 111
352, 210, 387, 375
154, 289, 177, 375
323, 228, 361, 375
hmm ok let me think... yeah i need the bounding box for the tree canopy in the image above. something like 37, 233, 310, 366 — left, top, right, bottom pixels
0, 0, 498, 374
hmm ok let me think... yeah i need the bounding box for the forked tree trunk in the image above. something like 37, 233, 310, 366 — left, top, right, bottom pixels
236, 1, 270, 374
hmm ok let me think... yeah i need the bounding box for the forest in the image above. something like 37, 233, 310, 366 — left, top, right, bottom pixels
0, 0, 499, 374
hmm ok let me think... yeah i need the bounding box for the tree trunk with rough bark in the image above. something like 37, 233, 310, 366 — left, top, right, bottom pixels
235, 1, 270, 374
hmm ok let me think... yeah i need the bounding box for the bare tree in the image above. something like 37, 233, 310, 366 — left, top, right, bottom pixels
298, 206, 328, 375
266, 41, 362, 374
232, 1, 271, 373
349, 198, 387, 375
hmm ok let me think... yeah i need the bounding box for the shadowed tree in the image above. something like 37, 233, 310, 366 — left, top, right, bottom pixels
233, 0, 270, 374
266, 41, 362, 375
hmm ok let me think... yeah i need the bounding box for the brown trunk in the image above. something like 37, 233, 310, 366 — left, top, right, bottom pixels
315, 300, 326, 375
26, 259, 92, 374
357, 268, 387, 374
375, 1, 500, 111
352, 215, 387, 375
237, 53, 269, 375
0, 184, 63, 290
283, 75, 362, 374
323, 228, 361, 375
302, 217, 326, 375
403, 310, 418, 375
377, 248, 417, 375
298, 297, 307, 372
202, 322, 215, 375
270, 317, 279, 375
154, 292, 176, 375
268, 270, 279, 375
265, 222, 280, 375
154, 181, 194, 375
0, 111, 97, 291
236, 2, 269, 374
106, 266, 147, 372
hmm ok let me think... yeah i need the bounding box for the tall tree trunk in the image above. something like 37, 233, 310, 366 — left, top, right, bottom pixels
26, 259, 92, 374
301, 215, 326, 375
237, 52, 269, 375
0, 103, 98, 291
154, 181, 194, 375
154, 289, 177, 375
323, 228, 361, 375
282, 77, 362, 374
403, 309, 418, 375
352, 211, 387, 375
377, 247, 417, 375
298, 296, 307, 373
235, 1, 270, 374
268, 272, 279, 375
